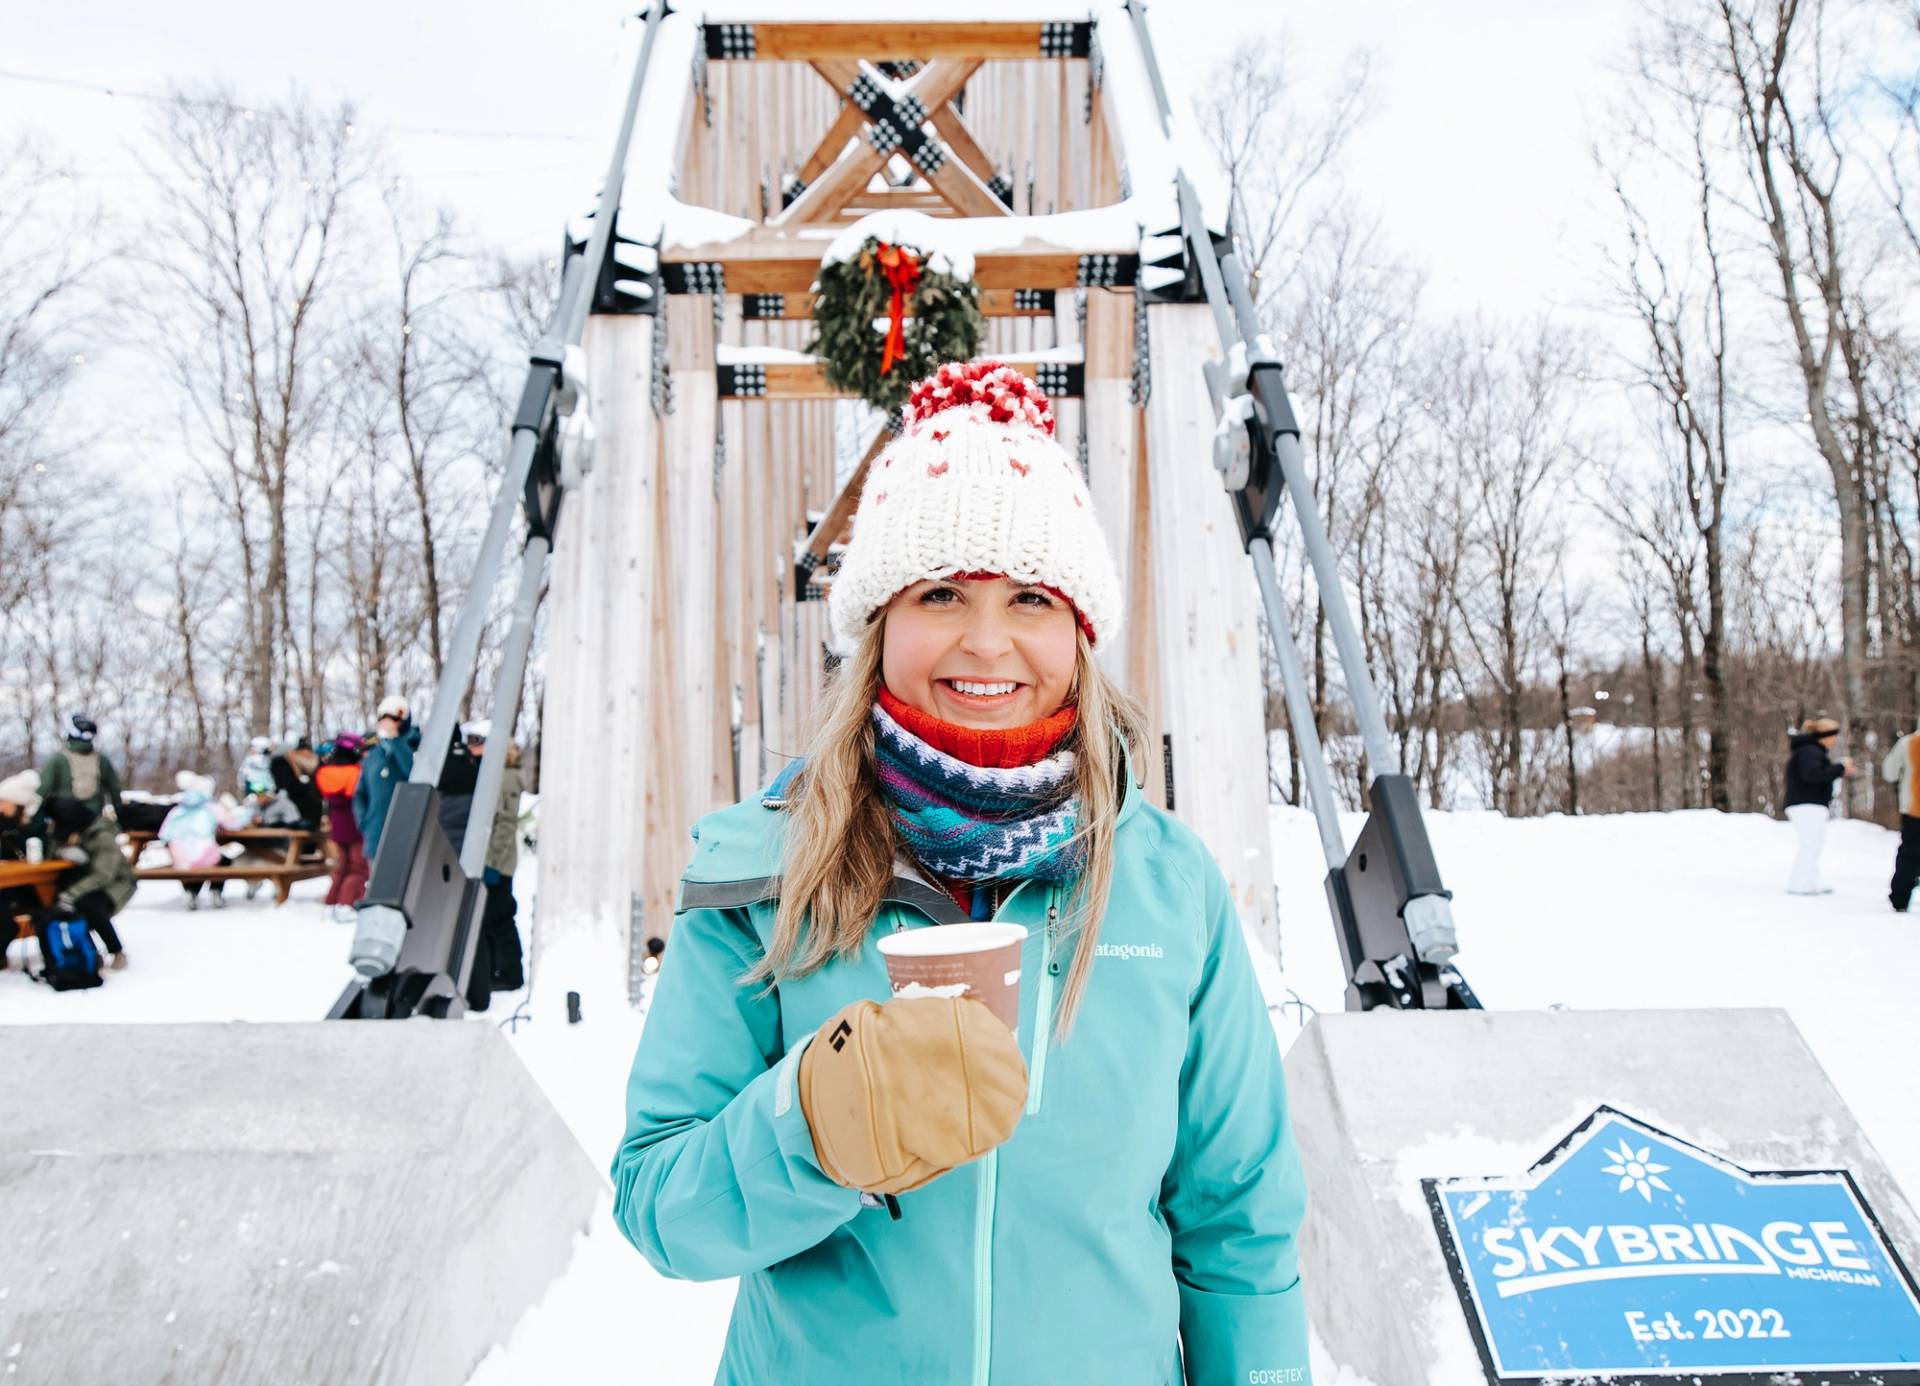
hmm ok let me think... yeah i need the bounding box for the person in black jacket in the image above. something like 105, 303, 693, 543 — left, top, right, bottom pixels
268, 739, 325, 830
1784, 716, 1854, 895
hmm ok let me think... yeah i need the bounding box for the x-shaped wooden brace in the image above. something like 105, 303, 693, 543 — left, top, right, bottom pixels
777, 59, 1008, 224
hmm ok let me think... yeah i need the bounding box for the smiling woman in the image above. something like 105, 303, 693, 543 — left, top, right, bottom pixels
610, 358, 1311, 1386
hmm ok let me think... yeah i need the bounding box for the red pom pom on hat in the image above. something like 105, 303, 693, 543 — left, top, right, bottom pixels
904, 359, 1056, 437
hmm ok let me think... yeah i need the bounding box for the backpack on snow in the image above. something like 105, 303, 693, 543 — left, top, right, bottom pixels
35, 916, 103, 991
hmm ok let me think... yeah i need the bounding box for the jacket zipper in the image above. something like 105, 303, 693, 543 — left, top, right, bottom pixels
969, 880, 1049, 1386
972, 1149, 997, 1386
1026, 891, 1058, 1116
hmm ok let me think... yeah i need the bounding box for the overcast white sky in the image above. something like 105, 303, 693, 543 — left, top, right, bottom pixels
3, 0, 1644, 322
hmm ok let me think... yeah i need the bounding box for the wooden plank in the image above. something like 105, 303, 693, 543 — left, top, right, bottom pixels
719, 357, 1082, 399
808, 58, 1007, 219
538, 313, 658, 948
1142, 302, 1275, 946
773, 60, 981, 225
920, 145, 1011, 217
800, 425, 890, 571
737, 288, 1055, 320
723, 23, 1081, 62
663, 296, 725, 818
669, 237, 1133, 293
926, 103, 1003, 195
1129, 405, 1165, 809
796, 99, 868, 186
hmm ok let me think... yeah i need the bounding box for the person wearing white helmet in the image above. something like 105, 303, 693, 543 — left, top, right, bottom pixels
353, 694, 420, 858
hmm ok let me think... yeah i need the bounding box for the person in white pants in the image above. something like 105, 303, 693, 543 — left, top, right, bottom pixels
1783, 716, 1853, 895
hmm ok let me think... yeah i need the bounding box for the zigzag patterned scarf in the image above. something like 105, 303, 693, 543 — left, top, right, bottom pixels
871, 699, 1083, 888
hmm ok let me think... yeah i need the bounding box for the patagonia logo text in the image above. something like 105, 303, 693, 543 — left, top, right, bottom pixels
1094, 942, 1163, 960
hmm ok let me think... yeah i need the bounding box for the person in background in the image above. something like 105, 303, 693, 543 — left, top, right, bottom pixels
239, 736, 276, 803
39, 714, 122, 824
317, 733, 368, 918
1784, 716, 1853, 896
466, 721, 527, 997
354, 695, 420, 861
1882, 724, 1920, 913
158, 772, 227, 910
0, 771, 45, 934
268, 738, 325, 830
44, 794, 136, 969
436, 722, 484, 857
0, 770, 43, 859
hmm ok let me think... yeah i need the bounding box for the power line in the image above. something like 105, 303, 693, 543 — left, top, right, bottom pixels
0, 67, 594, 144
53, 161, 587, 185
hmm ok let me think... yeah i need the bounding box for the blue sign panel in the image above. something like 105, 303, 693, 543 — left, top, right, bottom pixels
1423, 1107, 1920, 1383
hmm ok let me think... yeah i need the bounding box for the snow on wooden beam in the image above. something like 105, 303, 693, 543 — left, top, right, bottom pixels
665, 241, 1136, 294
703, 21, 1093, 62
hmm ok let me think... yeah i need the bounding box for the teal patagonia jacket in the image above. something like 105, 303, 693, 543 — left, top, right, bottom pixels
612, 765, 1311, 1385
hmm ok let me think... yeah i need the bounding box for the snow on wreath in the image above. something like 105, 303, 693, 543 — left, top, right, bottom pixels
808, 236, 984, 418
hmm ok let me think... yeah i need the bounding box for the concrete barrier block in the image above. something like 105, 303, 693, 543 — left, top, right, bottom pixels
1285, 1008, 1920, 1385
0, 1022, 602, 1386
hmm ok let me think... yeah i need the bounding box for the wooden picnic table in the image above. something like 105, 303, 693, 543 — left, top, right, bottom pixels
122, 827, 331, 906
0, 860, 74, 941
0, 860, 75, 908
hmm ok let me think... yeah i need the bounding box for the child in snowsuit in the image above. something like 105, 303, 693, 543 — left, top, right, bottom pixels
611, 362, 1309, 1386
158, 771, 227, 910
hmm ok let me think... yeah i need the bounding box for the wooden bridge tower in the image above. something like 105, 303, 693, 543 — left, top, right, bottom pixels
536, 6, 1277, 988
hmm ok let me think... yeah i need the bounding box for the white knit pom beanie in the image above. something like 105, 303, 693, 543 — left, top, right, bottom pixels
828, 359, 1123, 649
0, 770, 41, 817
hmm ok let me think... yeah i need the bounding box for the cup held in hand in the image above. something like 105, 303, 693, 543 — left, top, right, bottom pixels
876, 921, 1027, 1031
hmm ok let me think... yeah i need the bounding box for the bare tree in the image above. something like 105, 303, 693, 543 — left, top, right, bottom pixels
139, 87, 377, 736
1689, 0, 1880, 811
0, 140, 99, 622
1602, 33, 1742, 809
1196, 34, 1374, 307
1451, 321, 1588, 815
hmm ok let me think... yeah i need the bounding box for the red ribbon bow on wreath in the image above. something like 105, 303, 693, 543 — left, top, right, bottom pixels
875, 242, 922, 375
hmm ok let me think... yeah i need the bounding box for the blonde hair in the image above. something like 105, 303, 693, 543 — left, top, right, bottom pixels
1802, 716, 1841, 736
744, 616, 1147, 1040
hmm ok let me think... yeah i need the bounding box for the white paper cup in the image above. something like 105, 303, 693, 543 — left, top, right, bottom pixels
876, 921, 1027, 1031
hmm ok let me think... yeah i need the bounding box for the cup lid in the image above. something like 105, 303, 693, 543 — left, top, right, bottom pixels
876, 921, 1028, 957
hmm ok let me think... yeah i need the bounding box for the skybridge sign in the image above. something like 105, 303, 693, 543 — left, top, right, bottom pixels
1424, 1106, 1920, 1383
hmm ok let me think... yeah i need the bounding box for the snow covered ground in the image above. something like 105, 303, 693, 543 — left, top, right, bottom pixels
5, 804, 1915, 1383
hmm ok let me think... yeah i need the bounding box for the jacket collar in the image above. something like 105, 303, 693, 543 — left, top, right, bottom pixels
680, 730, 1142, 921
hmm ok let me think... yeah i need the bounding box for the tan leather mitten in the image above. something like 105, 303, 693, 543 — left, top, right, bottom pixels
798, 996, 1028, 1195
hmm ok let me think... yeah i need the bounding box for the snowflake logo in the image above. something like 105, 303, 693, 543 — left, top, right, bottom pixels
1600, 1140, 1673, 1202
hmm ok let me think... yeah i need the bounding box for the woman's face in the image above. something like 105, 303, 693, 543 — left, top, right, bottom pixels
881, 575, 1079, 729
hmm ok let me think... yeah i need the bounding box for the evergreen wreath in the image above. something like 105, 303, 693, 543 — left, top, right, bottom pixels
808, 238, 984, 417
